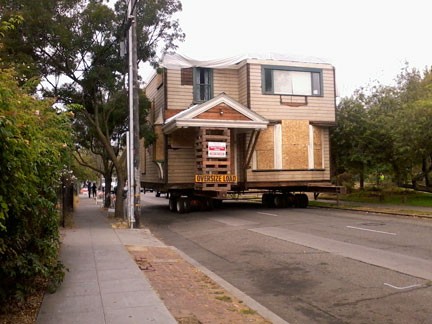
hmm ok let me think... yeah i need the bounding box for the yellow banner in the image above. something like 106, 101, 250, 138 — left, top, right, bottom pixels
195, 174, 237, 183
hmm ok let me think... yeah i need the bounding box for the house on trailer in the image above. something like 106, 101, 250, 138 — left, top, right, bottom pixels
140, 53, 339, 211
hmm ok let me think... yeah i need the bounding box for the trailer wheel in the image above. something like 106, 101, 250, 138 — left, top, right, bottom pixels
295, 193, 309, 208
169, 197, 177, 212
262, 193, 274, 208
286, 193, 296, 207
201, 197, 214, 211
274, 194, 288, 208
176, 197, 190, 214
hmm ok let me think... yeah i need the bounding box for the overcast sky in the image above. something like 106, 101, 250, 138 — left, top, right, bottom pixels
143, 0, 430, 98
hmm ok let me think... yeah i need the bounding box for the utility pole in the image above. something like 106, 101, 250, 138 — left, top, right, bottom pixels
127, 0, 141, 228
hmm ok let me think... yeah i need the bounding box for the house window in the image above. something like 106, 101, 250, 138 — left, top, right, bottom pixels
262, 66, 322, 96
193, 68, 213, 102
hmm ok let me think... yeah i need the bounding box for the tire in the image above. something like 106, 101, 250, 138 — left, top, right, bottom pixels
274, 194, 288, 208
169, 197, 177, 212
201, 198, 214, 211
295, 193, 309, 208
286, 193, 296, 207
262, 193, 274, 208
176, 197, 191, 214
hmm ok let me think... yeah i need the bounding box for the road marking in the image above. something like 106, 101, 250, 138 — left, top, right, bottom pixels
346, 226, 397, 236
257, 212, 279, 217
384, 283, 422, 290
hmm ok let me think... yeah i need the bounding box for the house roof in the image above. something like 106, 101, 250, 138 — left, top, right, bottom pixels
162, 93, 269, 134
161, 52, 332, 70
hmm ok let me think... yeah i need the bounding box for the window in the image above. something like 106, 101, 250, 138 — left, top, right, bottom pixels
193, 68, 213, 102
262, 66, 322, 96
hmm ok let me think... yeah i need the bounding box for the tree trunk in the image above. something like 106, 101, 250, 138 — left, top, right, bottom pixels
115, 171, 125, 218
359, 170, 365, 190
104, 173, 112, 208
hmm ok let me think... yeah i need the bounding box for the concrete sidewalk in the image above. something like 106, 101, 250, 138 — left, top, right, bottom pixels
37, 196, 176, 324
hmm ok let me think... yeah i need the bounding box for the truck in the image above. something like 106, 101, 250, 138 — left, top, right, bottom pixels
140, 53, 344, 212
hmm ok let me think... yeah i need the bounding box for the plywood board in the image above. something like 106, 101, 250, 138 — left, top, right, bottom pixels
282, 120, 309, 169
169, 128, 196, 148
313, 127, 323, 169
154, 125, 165, 161
255, 126, 274, 169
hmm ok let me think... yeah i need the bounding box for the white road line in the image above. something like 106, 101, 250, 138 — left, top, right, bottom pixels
257, 212, 279, 217
384, 283, 422, 290
346, 226, 397, 236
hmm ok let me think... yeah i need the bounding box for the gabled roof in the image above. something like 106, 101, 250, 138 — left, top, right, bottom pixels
163, 93, 269, 134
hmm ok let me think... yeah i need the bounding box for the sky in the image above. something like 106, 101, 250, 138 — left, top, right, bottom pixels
142, 0, 431, 98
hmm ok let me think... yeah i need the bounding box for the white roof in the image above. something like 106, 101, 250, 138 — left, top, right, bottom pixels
161, 52, 332, 70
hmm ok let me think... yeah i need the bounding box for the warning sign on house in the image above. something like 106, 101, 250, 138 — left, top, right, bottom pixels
208, 142, 226, 158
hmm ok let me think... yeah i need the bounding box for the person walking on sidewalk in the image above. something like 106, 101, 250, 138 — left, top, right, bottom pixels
92, 182, 97, 198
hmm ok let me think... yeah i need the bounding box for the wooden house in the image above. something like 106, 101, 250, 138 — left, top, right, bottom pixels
140, 53, 341, 212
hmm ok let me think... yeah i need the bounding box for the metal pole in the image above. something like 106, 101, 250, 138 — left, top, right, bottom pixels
126, 131, 133, 228
128, 0, 140, 228
127, 0, 135, 228
131, 5, 141, 229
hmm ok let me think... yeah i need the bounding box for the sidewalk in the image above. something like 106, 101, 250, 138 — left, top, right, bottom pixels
36, 196, 176, 324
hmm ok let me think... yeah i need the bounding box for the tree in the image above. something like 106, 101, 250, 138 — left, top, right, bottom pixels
332, 64, 432, 190
0, 0, 184, 217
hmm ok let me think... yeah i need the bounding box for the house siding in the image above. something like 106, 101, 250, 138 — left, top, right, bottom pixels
248, 63, 335, 122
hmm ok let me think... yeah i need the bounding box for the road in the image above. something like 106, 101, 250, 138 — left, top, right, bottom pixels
139, 193, 432, 324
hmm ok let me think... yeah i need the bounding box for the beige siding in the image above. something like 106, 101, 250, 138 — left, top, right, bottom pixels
166, 69, 194, 110
246, 169, 330, 183
145, 73, 165, 124
213, 69, 239, 100
141, 146, 163, 184
167, 148, 195, 183
238, 65, 248, 106
248, 63, 336, 122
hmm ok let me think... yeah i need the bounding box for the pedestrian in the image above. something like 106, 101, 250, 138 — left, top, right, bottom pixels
92, 182, 97, 198
87, 181, 91, 198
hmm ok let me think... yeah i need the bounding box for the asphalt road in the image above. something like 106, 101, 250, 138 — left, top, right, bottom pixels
140, 193, 432, 324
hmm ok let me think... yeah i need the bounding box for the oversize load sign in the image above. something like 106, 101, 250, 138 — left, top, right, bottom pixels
208, 142, 226, 158
195, 174, 237, 183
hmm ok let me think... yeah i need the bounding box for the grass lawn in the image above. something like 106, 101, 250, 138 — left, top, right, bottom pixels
318, 187, 432, 207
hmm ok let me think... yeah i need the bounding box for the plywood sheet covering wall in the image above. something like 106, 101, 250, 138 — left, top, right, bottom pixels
213, 69, 239, 100
154, 125, 165, 161
255, 126, 274, 169
313, 127, 323, 169
282, 120, 309, 169
168, 128, 196, 148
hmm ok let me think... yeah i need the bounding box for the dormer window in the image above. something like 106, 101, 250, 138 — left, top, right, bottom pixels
193, 68, 213, 103
262, 66, 322, 97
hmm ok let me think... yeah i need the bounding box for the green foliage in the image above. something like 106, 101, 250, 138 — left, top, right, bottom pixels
0, 68, 71, 308
332, 64, 432, 189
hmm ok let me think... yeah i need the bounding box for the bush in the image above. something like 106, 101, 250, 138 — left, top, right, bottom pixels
0, 68, 71, 309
